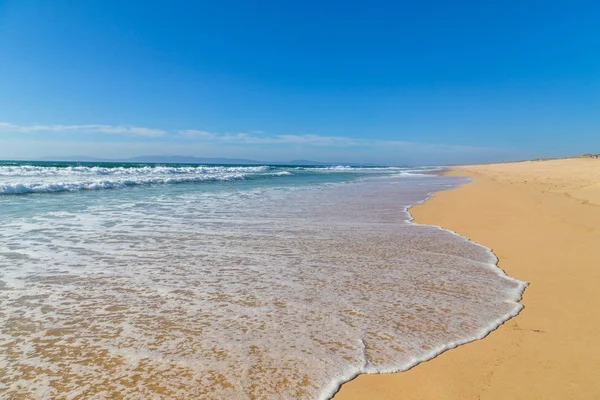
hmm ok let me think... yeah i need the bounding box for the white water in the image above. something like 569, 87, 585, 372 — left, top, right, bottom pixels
0, 165, 286, 194
0, 171, 525, 399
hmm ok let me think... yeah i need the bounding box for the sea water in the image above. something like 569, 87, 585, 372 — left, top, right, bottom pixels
0, 161, 526, 399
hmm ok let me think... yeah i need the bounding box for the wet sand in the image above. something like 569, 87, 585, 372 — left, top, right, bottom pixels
335, 157, 600, 399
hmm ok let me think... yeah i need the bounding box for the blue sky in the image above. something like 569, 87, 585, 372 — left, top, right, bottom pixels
0, 0, 598, 164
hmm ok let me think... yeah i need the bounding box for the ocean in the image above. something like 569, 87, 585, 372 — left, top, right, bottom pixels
0, 161, 526, 399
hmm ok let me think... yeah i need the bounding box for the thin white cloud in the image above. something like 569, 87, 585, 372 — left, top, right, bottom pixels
0, 122, 166, 137
179, 129, 216, 139
0, 121, 494, 155
177, 130, 375, 146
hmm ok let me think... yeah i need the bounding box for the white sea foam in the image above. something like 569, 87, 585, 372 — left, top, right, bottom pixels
0, 173, 526, 399
0, 165, 289, 194
268, 171, 293, 176
294, 165, 407, 171
0, 164, 271, 176
0, 164, 415, 195
0, 174, 250, 194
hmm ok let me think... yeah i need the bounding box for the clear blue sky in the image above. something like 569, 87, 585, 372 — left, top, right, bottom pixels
0, 0, 598, 164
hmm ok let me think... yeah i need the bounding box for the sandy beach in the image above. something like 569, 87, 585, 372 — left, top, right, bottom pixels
335, 157, 600, 399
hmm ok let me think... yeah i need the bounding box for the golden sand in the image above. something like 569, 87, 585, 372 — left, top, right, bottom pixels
335, 157, 600, 399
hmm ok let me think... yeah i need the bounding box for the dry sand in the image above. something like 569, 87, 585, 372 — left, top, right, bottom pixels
335, 157, 600, 399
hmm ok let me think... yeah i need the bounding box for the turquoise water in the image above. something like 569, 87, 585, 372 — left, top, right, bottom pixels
0, 161, 431, 215
0, 161, 525, 399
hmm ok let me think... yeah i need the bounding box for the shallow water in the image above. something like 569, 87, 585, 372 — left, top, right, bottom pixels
0, 162, 525, 399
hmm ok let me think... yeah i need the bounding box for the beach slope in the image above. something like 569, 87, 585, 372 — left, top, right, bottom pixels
335, 157, 600, 400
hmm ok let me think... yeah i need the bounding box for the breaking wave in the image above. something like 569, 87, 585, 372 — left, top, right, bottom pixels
0, 162, 413, 195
